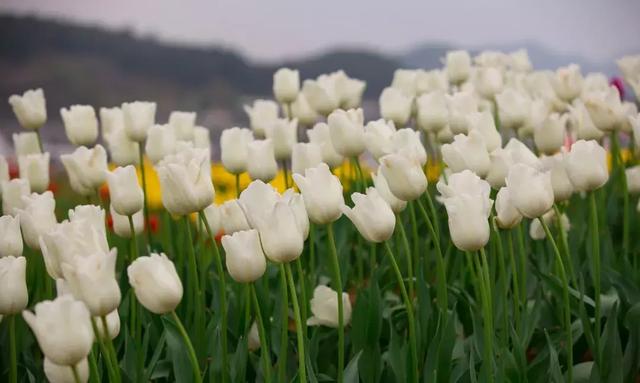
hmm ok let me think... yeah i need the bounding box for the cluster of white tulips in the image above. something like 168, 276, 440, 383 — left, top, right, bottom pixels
1, 49, 640, 383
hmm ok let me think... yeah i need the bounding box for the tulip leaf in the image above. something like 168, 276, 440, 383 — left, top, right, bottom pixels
162, 315, 195, 383
599, 304, 623, 383
544, 330, 564, 383
344, 350, 362, 383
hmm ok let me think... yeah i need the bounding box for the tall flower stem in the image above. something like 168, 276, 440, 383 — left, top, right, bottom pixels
35, 129, 44, 153
90, 317, 119, 383
284, 263, 307, 383
282, 161, 290, 189
199, 212, 228, 383
506, 230, 521, 333
327, 223, 344, 383
235, 173, 241, 198
295, 258, 308, 339
127, 215, 141, 353
250, 283, 272, 383
610, 132, 629, 261
472, 249, 494, 383
396, 213, 414, 299
170, 311, 202, 383
9, 315, 16, 383
277, 265, 289, 382
71, 364, 82, 383
88, 349, 99, 383
352, 157, 366, 191
589, 191, 602, 367
516, 223, 527, 304
100, 316, 120, 383
309, 223, 316, 283
491, 221, 508, 348
416, 199, 448, 311
539, 218, 573, 382
138, 147, 151, 246
384, 241, 418, 382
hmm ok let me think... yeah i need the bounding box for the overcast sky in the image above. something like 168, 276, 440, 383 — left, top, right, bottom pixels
1, 0, 639, 63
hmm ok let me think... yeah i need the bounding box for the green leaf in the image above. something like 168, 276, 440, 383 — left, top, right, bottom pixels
162, 315, 194, 383
387, 322, 406, 383
599, 304, 623, 383
143, 331, 166, 382
344, 350, 362, 383
544, 330, 564, 383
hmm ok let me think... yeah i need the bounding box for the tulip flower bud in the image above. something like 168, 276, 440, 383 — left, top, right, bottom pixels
391, 128, 427, 166
291, 142, 323, 176
291, 93, 318, 127
62, 248, 120, 316
194, 126, 210, 150
442, 131, 491, 178
437, 170, 493, 251
110, 204, 143, 238
156, 148, 214, 216
106, 166, 144, 216
221, 229, 267, 283
0, 215, 23, 257
221, 199, 251, 234
466, 111, 502, 152
239, 180, 280, 228
334, 70, 366, 109
379, 87, 412, 128
128, 253, 183, 314
495, 187, 523, 229
540, 152, 574, 202
342, 188, 396, 243
328, 108, 366, 158
244, 100, 279, 137
60, 105, 99, 146
416, 90, 448, 132
446, 50, 472, 84
246, 139, 278, 182
379, 153, 427, 201
447, 91, 478, 135
105, 128, 140, 166
23, 295, 94, 366
552, 64, 583, 102
145, 124, 176, 164
529, 209, 570, 240
564, 140, 608, 192
364, 119, 395, 160
13, 132, 41, 156
273, 68, 300, 104
68, 205, 106, 237
99, 107, 125, 140
293, 163, 344, 224
504, 138, 542, 169
61, 145, 108, 196
18, 152, 49, 193
372, 170, 407, 213
0, 256, 28, 314
302, 78, 339, 117
168, 111, 196, 141
307, 123, 344, 168
122, 101, 156, 142
265, 117, 297, 160
17, 191, 57, 250
475, 66, 504, 99
93, 309, 121, 341
568, 100, 604, 140
8, 88, 47, 130
533, 113, 567, 155
307, 285, 352, 328
626, 166, 640, 194
583, 87, 624, 132
506, 163, 554, 218
252, 202, 303, 263
221, 127, 254, 174
495, 88, 530, 131
44, 357, 89, 383
391, 69, 418, 96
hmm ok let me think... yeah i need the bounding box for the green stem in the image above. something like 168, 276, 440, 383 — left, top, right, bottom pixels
184, 216, 204, 339
516, 223, 527, 304
170, 311, 202, 383
539, 218, 573, 382
138, 146, 151, 247
506, 230, 521, 333
492, 221, 509, 348
589, 191, 602, 366
88, 349, 99, 383
424, 191, 441, 241
282, 161, 290, 189
409, 203, 419, 265
100, 316, 121, 383
35, 129, 44, 152
199, 212, 228, 382
235, 173, 241, 198
9, 315, 16, 383
384, 241, 418, 383
250, 283, 272, 383
396, 213, 414, 299
327, 223, 345, 383
90, 317, 118, 383
277, 265, 289, 383
416, 199, 448, 310
472, 250, 494, 383
71, 364, 82, 383
295, 258, 308, 340
309, 223, 316, 284
284, 263, 307, 383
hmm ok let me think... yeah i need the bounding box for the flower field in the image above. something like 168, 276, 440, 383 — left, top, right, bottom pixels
2, 50, 640, 383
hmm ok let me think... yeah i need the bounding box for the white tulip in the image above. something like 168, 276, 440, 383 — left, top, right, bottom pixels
0, 256, 28, 314
334, 70, 366, 109
18, 152, 49, 193
474, 50, 508, 68
504, 138, 542, 169
290, 93, 318, 127
17, 191, 57, 250
273, 68, 300, 104
564, 140, 608, 192
485, 148, 513, 189
220, 200, 251, 234
0, 155, 8, 192
506, 163, 554, 218
193, 126, 210, 150
291, 142, 323, 175
61, 145, 108, 196
2, 179, 30, 217
415, 69, 449, 94
540, 152, 574, 202
391, 128, 427, 166
104, 128, 140, 166
22, 295, 94, 366
475, 66, 503, 99
13, 132, 41, 156
106, 166, 144, 216
379, 153, 427, 201
302, 78, 339, 117
8, 88, 46, 130
292, 163, 344, 224
60, 105, 99, 146
68, 205, 106, 236
265, 117, 297, 160
364, 119, 395, 160
246, 140, 278, 182
631, 115, 640, 150
534, 113, 567, 155
307, 285, 352, 328
379, 87, 412, 128
495, 187, 523, 229
446, 50, 472, 84
372, 170, 407, 213
0, 215, 23, 257
328, 108, 366, 158
221, 229, 267, 283
168, 111, 196, 141
568, 100, 604, 141
442, 131, 491, 177
436, 125, 454, 144
307, 123, 344, 168
583, 86, 624, 132
496, 88, 530, 131
128, 253, 183, 314
44, 357, 89, 383
618, 55, 640, 99
626, 165, 640, 194
248, 322, 261, 351
447, 91, 478, 135
239, 180, 280, 228
145, 124, 176, 164
529, 209, 570, 240
221, 127, 254, 174
201, 203, 221, 237
391, 69, 418, 96
619, 102, 639, 133
156, 148, 214, 216
466, 110, 502, 152
110, 204, 143, 238
281, 189, 310, 240
552, 64, 583, 101
256, 200, 304, 263
99, 107, 125, 140
122, 101, 156, 142
342, 188, 396, 243
416, 90, 448, 132
509, 49, 533, 72
244, 100, 279, 137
